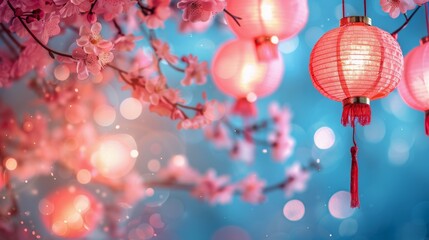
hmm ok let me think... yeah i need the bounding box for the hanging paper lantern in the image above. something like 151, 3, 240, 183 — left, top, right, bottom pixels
212, 39, 284, 117
40, 186, 103, 238
398, 36, 429, 135
225, 0, 308, 61
309, 16, 404, 208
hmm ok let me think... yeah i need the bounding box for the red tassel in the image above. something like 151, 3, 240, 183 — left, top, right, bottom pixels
425, 111, 429, 136
350, 145, 360, 208
232, 98, 257, 117
342, 102, 371, 127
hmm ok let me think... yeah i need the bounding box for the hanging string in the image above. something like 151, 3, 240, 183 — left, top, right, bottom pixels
350, 123, 360, 208
342, 0, 345, 18
425, 3, 429, 36
364, 0, 367, 16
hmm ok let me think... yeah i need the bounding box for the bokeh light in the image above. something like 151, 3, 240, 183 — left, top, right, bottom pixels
54, 64, 70, 81
40, 186, 102, 238
120, 98, 143, 120
314, 127, 335, 149
328, 191, 355, 219
76, 169, 92, 184
4, 157, 17, 171
93, 105, 116, 127
90, 135, 137, 179
283, 199, 305, 221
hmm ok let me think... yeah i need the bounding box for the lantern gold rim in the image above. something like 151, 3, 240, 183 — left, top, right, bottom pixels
421, 36, 429, 45
342, 97, 371, 106
340, 16, 372, 26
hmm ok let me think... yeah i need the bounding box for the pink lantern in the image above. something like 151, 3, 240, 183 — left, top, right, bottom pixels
398, 36, 429, 135
309, 16, 403, 208
40, 186, 103, 238
225, 0, 308, 61
211, 39, 284, 117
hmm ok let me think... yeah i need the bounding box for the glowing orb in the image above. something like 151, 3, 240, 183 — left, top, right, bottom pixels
283, 199, 305, 221
90, 134, 137, 179
40, 186, 102, 238
328, 191, 355, 219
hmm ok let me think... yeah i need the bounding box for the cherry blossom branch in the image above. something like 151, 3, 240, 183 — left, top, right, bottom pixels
223, 9, 242, 26
7, 0, 73, 59
391, 6, 421, 37
0, 23, 24, 50
137, 0, 154, 16
223, 118, 275, 147
112, 19, 125, 36
0, 29, 19, 57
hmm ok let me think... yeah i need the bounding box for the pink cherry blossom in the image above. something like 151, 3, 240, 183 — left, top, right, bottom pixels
138, 0, 171, 29
181, 54, 208, 86
414, 0, 429, 4
114, 34, 143, 52
11, 41, 53, 78
177, 0, 225, 22
237, 174, 266, 204
28, 13, 61, 44
58, 0, 92, 18
179, 17, 213, 33
380, 0, 416, 18
72, 47, 113, 80
100, 0, 134, 21
230, 139, 255, 164
204, 124, 232, 149
77, 22, 113, 55
192, 169, 234, 205
269, 102, 292, 132
270, 133, 295, 161
151, 39, 178, 64
119, 171, 146, 205
158, 155, 200, 183
284, 163, 310, 197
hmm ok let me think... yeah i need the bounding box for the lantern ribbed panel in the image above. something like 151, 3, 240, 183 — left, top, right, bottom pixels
211, 39, 283, 98
398, 43, 429, 111
309, 22, 403, 102
225, 0, 308, 40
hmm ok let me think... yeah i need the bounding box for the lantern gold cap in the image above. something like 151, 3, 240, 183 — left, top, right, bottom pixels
343, 97, 371, 106
421, 36, 429, 45
340, 16, 372, 26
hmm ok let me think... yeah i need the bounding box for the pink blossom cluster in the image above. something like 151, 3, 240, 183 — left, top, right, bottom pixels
204, 102, 295, 163
157, 156, 312, 205
380, 0, 429, 18
177, 0, 226, 22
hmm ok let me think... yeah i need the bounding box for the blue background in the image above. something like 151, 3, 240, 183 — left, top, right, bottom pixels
1, 0, 429, 239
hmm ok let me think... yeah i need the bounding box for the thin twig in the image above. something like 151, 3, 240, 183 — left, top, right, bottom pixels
391, 6, 421, 36
0, 23, 24, 50
223, 9, 242, 26
7, 0, 73, 59
113, 19, 124, 36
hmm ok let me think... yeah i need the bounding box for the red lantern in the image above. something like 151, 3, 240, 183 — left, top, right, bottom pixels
40, 186, 103, 238
225, 0, 308, 61
398, 36, 429, 135
211, 39, 284, 117
309, 16, 403, 208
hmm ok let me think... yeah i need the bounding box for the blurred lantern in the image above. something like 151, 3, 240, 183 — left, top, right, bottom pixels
225, 0, 308, 61
309, 12, 403, 207
212, 39, 284, 117
398, 4, 429, 136
40, 186, 102, 238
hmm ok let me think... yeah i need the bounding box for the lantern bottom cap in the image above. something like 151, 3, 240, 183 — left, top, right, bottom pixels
421, 36, 429, 45
342, 97, 370, 106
